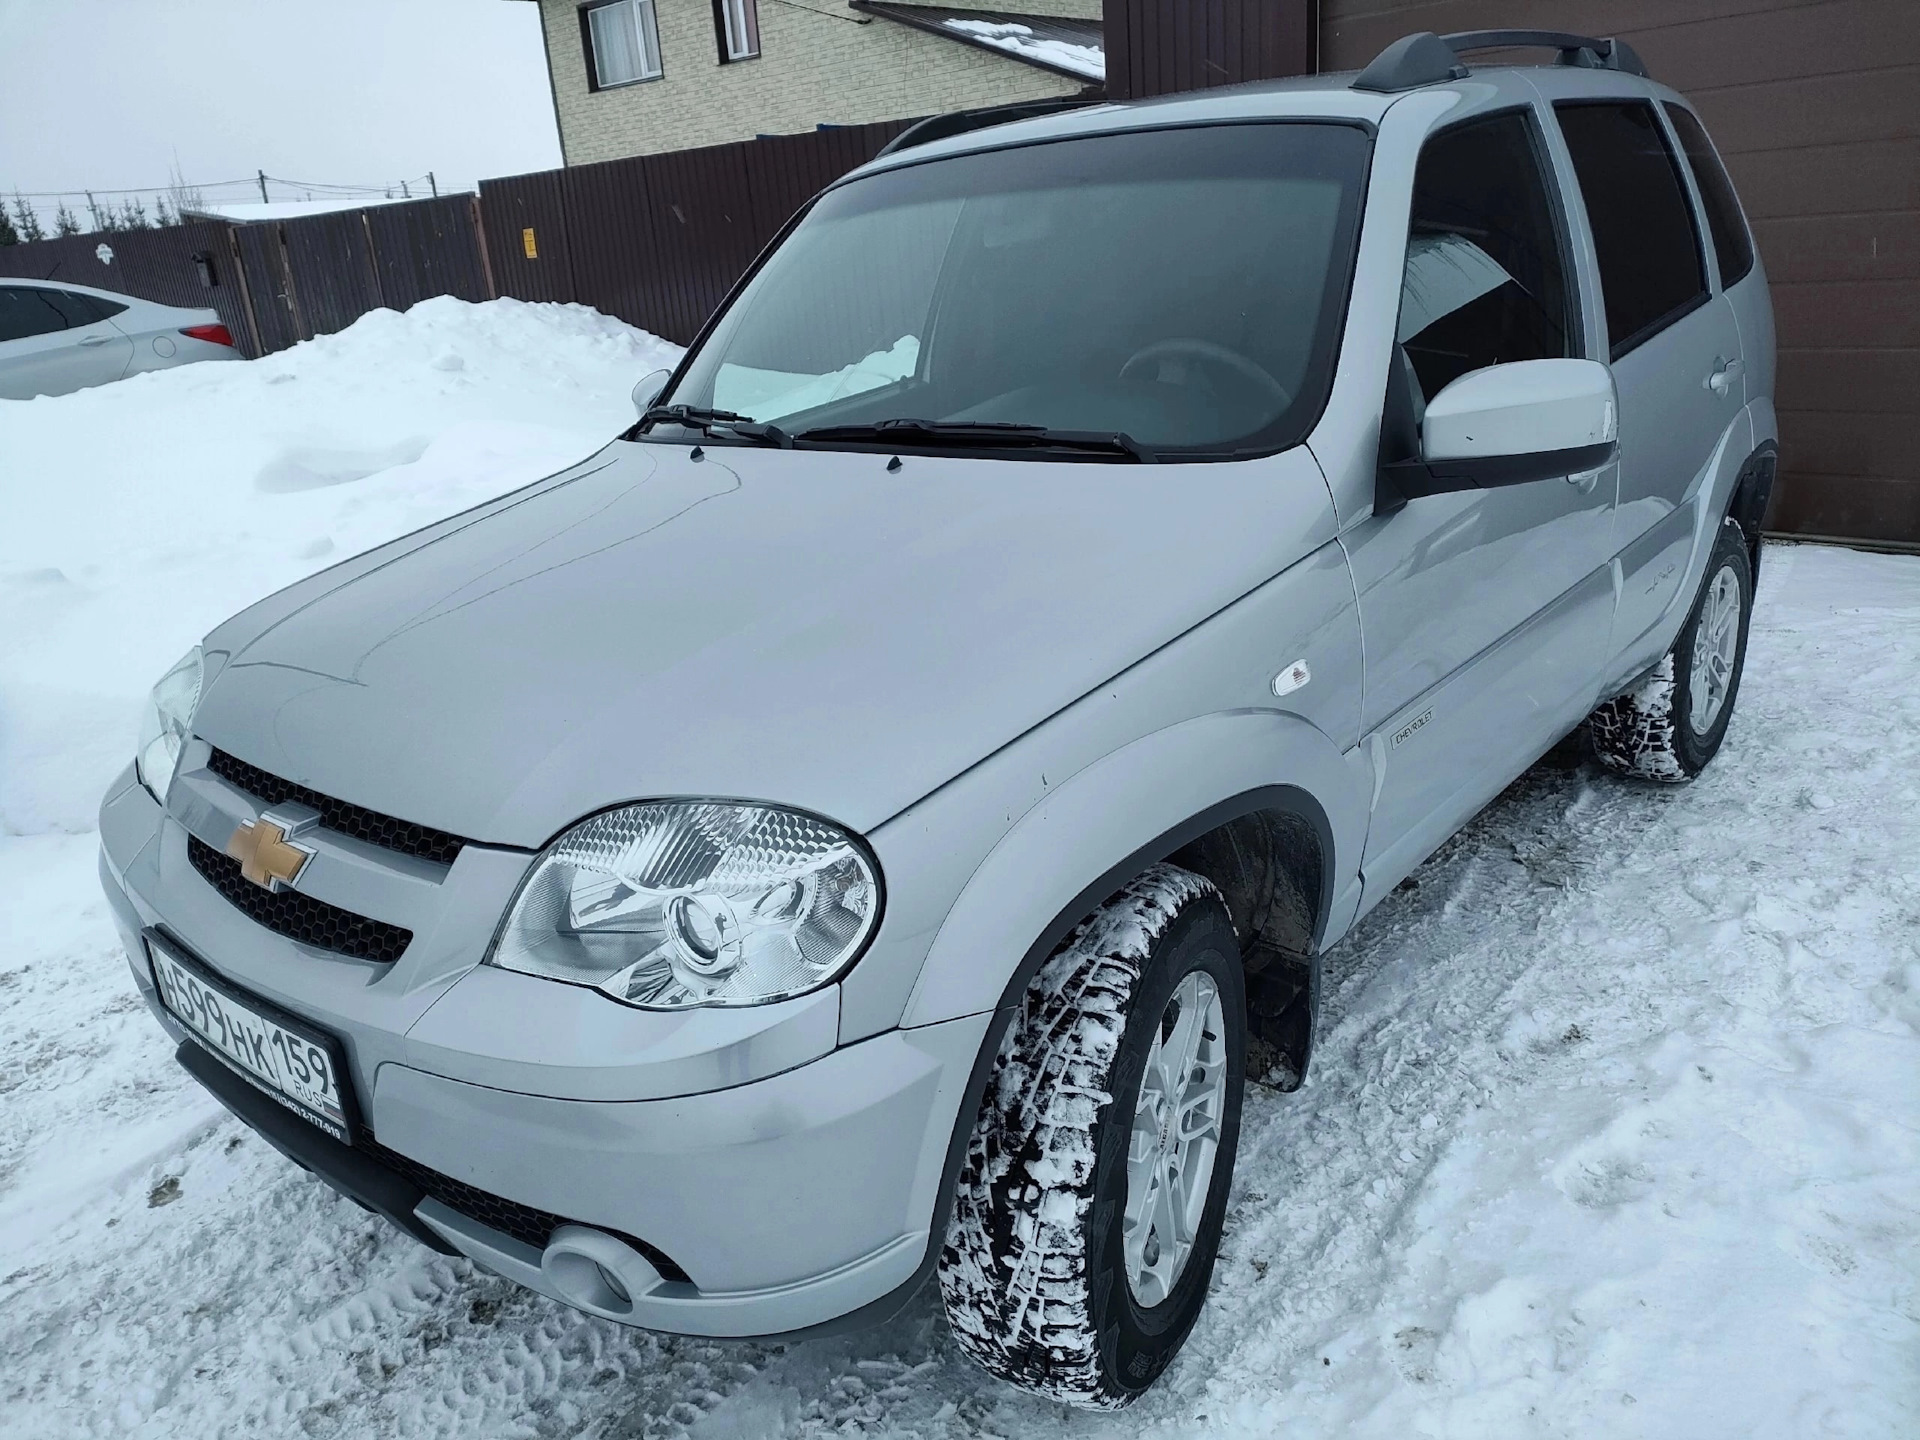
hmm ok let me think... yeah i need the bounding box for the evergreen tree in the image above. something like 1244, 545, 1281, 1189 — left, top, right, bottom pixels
53, 200, 81, 236
153, 193, 176, 228
12, 192, 46, 242
0, 202, 18, 246
117, 196, 150, 230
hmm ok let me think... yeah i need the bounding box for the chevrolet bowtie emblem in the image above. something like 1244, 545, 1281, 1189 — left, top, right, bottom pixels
227, 817, 314, 891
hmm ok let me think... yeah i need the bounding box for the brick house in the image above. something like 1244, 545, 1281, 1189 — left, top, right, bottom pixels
521, 0, 1103, 165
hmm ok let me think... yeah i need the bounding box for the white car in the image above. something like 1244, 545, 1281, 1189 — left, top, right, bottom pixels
0, 278, 241, 400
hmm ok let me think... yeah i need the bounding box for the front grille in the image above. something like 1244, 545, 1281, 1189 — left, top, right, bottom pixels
363, 1137, 691, 1284
188, 835, 414, 963
207, 748, 469, 866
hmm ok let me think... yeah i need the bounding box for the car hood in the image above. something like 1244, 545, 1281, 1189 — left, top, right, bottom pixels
195, 440, 1334, 846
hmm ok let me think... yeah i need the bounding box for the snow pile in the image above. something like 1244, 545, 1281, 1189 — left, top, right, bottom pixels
945, 18, 1105, 80
0, 296, 680, 837
0, 292, 1914, 1437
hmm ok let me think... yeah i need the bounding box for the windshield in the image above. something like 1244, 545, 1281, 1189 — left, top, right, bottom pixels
661, 122, 1372, 458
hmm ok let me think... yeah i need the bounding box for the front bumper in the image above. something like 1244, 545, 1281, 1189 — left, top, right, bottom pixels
99, 762, 988, 1336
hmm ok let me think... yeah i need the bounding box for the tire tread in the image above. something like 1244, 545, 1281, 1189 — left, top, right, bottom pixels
937, 863, 1219, 1409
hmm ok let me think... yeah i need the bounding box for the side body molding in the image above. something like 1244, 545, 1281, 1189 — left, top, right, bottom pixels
899, 709, 1369, 1029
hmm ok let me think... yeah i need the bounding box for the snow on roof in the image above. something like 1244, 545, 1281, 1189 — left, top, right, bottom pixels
180, 195, 440, 224
943, 17, 1104, 80
851, 3, 1105, 83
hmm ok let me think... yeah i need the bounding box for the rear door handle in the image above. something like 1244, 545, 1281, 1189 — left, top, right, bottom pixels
77, 333, 114, 347
1705, 357, 1744, 395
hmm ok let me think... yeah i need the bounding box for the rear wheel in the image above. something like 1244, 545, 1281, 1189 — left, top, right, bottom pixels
938, 864, 1245, 1408
1590, 519, 1754, 782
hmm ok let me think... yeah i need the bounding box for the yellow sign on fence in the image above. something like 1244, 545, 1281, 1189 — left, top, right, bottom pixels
521, 227, 538, 260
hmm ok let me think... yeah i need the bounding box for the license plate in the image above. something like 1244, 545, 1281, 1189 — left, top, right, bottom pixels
148, 935, 354, 1143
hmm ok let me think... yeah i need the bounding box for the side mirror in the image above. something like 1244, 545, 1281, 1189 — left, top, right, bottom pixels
1388, 358, 1617, 499
631, 368, 672, 418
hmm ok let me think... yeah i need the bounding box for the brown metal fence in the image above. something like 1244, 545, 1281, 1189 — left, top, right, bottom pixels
0, 220, 260, 355
0, 197, 495, 359
477, 119, 912, 343
1105, 0, 1317, 101
477, 170, 574, 305
0, 125, 909, 360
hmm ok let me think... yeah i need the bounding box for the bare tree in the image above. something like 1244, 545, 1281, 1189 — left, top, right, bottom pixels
166, 160, 205, 222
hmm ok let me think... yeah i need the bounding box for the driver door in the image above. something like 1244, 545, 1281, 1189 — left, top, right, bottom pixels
1342, 105, 1617, 904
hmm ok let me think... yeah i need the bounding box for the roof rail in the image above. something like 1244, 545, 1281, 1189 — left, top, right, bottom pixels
1445, 29, 1650, 77
1351, 28, 1650, 94
874, 97, 1103, 159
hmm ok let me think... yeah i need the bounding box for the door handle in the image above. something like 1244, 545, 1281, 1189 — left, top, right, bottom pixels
1705, 357, 1744, 395
77, 334, 114, 347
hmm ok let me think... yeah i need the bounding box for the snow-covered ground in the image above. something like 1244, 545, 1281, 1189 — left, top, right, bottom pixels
2, 300, 1916, 1437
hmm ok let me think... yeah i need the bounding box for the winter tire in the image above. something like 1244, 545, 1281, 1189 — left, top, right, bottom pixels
1590, 519, 1754, 782
938, 863, 1246, 1409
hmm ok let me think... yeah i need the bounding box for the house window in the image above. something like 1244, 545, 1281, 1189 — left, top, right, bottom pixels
583, 0, 663, 89
716, 0, 759, 61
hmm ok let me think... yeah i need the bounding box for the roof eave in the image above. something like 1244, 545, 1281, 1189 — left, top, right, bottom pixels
847, 1, 1104, 85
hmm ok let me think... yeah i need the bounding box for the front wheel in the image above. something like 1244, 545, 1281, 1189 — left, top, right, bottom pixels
938, 864, 1245, 1408
1590, 518, 1755, 782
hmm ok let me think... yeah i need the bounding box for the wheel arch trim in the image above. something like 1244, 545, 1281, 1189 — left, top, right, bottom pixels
898, 709, 1361, 1029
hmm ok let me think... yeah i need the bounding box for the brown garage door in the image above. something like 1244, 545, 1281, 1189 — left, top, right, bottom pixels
1321, 0, 1920, 549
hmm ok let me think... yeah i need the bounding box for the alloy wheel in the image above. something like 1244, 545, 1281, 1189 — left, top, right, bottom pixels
1123, 971, 1228, 1308
1688, 564, 1742, 734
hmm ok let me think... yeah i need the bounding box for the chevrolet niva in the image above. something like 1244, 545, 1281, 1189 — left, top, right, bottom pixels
101, 30, 1775, 1408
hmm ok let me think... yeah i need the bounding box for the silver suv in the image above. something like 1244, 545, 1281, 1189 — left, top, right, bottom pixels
100, 30, 1776, 1408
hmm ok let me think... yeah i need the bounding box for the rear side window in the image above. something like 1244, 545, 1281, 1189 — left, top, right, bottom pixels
1664, 104, 1756, 289
1555, 100, 1708, 359
44, 289, 123, 326
64, 290, 128, 323
1400, 109, 1578, 403
0, 286, 73, 341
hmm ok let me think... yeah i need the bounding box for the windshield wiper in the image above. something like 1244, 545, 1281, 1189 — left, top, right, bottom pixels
638, 404, 792, 448
793, 418, 1155, 462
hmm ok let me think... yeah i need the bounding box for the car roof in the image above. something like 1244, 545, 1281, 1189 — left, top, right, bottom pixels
847, 54, 1662, 180
1, 275, 139, 302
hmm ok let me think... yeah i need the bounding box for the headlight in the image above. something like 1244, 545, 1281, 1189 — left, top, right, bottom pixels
136, 646, 204, 805
489, 801, 881, 1010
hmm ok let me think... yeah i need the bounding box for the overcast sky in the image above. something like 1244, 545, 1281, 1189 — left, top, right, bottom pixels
0, 0, 560, 219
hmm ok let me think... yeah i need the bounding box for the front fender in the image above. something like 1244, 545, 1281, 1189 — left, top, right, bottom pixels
899, 709, 1368, 1028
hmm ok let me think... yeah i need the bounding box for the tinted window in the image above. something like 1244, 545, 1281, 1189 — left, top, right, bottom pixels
1401, 110, 1577, 403
1555, 101, 1708, 358
0, 286, 73, 341
67, 290, 128, 322
42, 289, 119, 327
1664, 104, 1755, 289
668, 123, 1372, 458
